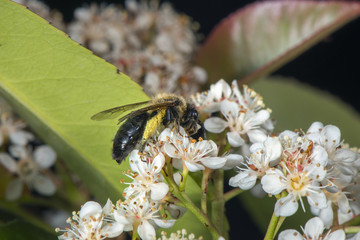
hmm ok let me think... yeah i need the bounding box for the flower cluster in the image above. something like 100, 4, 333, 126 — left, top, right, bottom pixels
278, 217, 345, 240
0, 99, 57, 200
229, 120, 360, 221
67, 0, 206, 96
57, 126, 233, 239
193, 79, 273, 148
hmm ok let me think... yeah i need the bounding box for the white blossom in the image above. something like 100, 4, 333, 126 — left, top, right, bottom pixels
204, 99, 270, 147
56, 199, 123, 240
278, 217, 345, 240
0, 113, 34, 146
124, 150, 169, 201
0, 145, 57, 200
261, 132, 328, 216
229, 136, 281, 190
115, 198, 175, 240
160, 128, 226, 172
157, 229, 203, 240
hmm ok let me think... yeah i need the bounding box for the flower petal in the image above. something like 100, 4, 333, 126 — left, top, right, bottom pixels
152, 219, 176, 228
222, 154, 243, 170
201, 157, 226, 169
150, 182, 169, 201
278, 230, 303, 240
9, 130, 34, 146
79, 201, 102, 219
0, 153, 17, 173
184, 161, 204, 172
307, 190, 327, 210
226, 131, 244, 147
34, 145, 57, 169
229, 171, 257, 190
261, 169, 286, 194
327, 230, 345, 240
5, 178, 23, 201
275, 194, 298, 217
204, 117, 227, 133
32, 174, 56, 196
247, 129, 267, 143
138, 220, 156, 240
304, 217, 324, 239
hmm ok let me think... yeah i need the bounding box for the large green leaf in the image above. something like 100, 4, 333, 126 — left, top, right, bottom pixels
0, 0, 209, 238
252, 77, 360, 145
0, 0, 147, 202
196, 1, 360, 85
0, 220, 56, 240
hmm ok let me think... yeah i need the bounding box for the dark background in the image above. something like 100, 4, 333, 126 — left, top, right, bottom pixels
43, 0, 360, 114
40, 0, 360, 238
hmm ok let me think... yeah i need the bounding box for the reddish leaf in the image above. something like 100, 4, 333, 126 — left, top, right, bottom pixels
196, 1, 360, 84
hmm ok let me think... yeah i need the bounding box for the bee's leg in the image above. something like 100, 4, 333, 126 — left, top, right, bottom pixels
190, 119, 206, 140
163, 107, 179, 129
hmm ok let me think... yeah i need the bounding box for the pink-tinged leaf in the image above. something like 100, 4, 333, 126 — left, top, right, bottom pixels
195, 1, 360, 84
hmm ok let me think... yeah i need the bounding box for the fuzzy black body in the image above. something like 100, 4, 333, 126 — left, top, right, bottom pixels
91, 93, 205, 165
112, 112, 149, 164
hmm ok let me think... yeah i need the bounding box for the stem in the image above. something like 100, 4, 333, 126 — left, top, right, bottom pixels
201, 168, 212, 214
344, 226, 360, 234
132, 229, 140, 240
162, 170, 222, 239
211, 170, 225, 236
223, 188, 244, 202
332, 203, 339, 227
344, 214, 360, 227
264, 191, 287, 240
264, 211, 280, 240
179, 163, 189, 192
274, 216, 286, 237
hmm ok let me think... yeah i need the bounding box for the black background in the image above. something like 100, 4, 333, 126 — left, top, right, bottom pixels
39, 0, 360, 238
42, 0, 360, 114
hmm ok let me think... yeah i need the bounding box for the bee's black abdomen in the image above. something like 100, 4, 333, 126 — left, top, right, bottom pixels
112, 113, 148, 164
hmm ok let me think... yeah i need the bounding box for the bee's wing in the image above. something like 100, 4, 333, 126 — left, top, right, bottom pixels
91, 101, 150, 121
116, 101, 178, 124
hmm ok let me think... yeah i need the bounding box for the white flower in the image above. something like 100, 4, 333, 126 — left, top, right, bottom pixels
56, 199, 123, 240
306, 122, 358, 184
229, 136, 281, 190
278, 217, 345, 240
124, 150, 169, 201
0, 113, 34, 146
204, 100, 270, 147
115, 198, 175, 240
0, 145, 57, 200
157, 229, 203, 240
160, 128, 226, 172
191, 79, 232, 113
261, 133, 329, 216
231, 81, 265, 113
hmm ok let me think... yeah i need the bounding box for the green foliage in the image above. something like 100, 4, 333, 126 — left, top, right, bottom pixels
0, 220, 56, 240
253, 77, 360, 145
0, 0, 147, 203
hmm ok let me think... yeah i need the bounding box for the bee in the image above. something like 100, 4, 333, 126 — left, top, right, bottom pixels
91, 93, 205, 164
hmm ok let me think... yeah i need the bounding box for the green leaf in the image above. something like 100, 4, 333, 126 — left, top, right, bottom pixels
0, 219, 57, 240
252, 77, 360, 145
195, 1, 360, 85
0, 0, 147, 202
0, 1, 210, 237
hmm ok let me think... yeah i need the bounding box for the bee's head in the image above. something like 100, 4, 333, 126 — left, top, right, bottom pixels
181, 104, 200, 135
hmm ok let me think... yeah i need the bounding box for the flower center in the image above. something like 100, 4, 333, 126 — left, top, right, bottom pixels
289, 173, 310, 194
